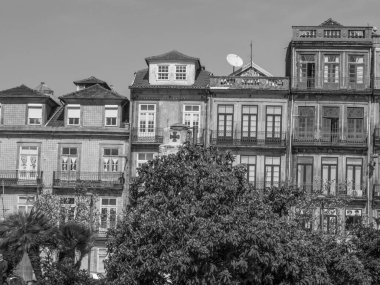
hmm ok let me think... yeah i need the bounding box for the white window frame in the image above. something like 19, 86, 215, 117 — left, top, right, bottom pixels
175, 65, 187, 80
105, 105, 118, 127
97, 248, 108, 273
157, 65, 169, 80
18, 196, 35, 213
100, 198, 117, 231
183, 105, 200, 128
103, 148, 120, 172
27, 104, 43, 125
138, 104, 156, 136
60, 197, 76, 223
67, 104, 80, 126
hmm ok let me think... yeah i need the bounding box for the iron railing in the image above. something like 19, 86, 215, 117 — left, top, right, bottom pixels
293, 132, 367, 147
0, 170, 43, 186
131, 128, 164, 143
53, 171, 124, 187
210, 76, 289, 90
292, 76, 370, 91
210, 131, 286, 147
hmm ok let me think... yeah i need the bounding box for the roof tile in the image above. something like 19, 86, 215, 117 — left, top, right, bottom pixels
59, 84, 127, 101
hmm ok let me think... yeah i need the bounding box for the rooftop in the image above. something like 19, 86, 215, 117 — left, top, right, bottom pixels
59, 84, 127, 101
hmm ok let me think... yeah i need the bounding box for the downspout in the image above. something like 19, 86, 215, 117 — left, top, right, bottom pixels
289, 92, 294, 183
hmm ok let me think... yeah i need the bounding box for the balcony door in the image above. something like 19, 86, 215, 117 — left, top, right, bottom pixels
322, 107, 340, 142
217, 105, 233, 143
322, 157, 338, 195
347, 107, 364, 142
297, 107, 315, 140
297, 157, 313, 192
241, 105, 257, 143
138, 104, 156, 138
299, 54, 315, 89
18, 146, 38, 180
266, 106, 282, 143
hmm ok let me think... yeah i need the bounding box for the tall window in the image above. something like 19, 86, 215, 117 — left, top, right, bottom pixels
324, 55, 340, 84
347, 107, 364, 140
18, 196, 35, 213
67, 105, 80, 126
18, 146, 39, 180
345, 209, 362, 230
241, 106, 257, 141
175, 65, 186, 80
241, 155, 256, 186
217, 105, 233, 141
60, 197, 75, 224
349, 55, 364, 84
322, 209, 337, 234
158, 65, 169, 80
265, 156, 280, 188
297, 157, 313, 192
105, 105, 118, 126
266, 106, 282, 140
322, 157, 338, 195
97, 248, 108, 273
27, 104, 42, 125
136, 153, 155, 176
103, 148, 119, 172
61, 147, 78, 181
346, 158, 362, 195
299, 54, 315, 88
100, 198, 117, 231
138, 104, 156, 137
297, 107, 314, 139
322, 106, 340, 142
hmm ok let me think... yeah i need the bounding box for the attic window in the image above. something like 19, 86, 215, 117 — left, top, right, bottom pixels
176, 65, 187, 80
28, 104, 42, 125
158, 65, 169, 80
67, 105, 80, 126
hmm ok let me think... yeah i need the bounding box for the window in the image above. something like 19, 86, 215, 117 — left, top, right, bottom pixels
297, 107, 314, 139
241, 106, 257, 141
346, 158, 363, 195
175, 65, 186, 80
322, 208, 337, 234
137, 153, 155, 168
217, 105, 233, 142
18, 196, 35, 213
322, 157, 338, 195
138, 104, 156, 136
297, 157, 313, 192
158, 65, 169, 80
27, 104, 42, 125
266, 106, 282, 140
183, 105, 200, 128
61, 147, 78, 181
345, 209, 362, 230
299, 54, 315, 88
348, 55, 364, 84
105, 105, 118, 126
18, 146, 39, 180
103, 148, 119, 172
324, 55, 340, 83
347, 107, 364, 140
241, 155, 256, 186
322, 106, 340, 142
97, 248, 108, 273
67, 105, 80, 126
100, 198, 117, 230
60, 197, 75, 223
296, 209, 313, 231
265, 156, 280, 188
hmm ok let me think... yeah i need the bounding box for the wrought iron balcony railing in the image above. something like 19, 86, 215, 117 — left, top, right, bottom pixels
210, 131, 286, 147
293, 132, 367, 147
292, 76, 370, 91
292, 181, 367, 198
210, 76, 289, 90
0, 170, 43, 186
131, 128, 164, 144
53, 171, 124, 187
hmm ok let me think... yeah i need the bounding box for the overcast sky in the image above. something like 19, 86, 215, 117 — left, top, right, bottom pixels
1, 0, 380, 97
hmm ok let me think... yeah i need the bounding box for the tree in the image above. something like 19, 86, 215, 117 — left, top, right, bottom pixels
0, 209, 55, 281
106, 144, 341, 284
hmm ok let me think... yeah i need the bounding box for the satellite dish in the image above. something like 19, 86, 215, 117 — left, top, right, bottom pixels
226, 54, 243, 68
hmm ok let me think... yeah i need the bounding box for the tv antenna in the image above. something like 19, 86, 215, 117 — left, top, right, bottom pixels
226, 54, 243, 73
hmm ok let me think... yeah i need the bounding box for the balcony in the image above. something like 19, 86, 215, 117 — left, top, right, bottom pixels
292, 26, 373, 42
0, 170, 43, 186
293, 181, 367, 198
210, 131, 286, 148
210, 76, 289, 90
131, 128, 164, 144
292, 76, 370, 92
292, 132, 367, 148
53, 171, 124, 188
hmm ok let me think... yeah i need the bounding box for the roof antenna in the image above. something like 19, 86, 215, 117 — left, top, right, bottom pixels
250, 41, 253, 67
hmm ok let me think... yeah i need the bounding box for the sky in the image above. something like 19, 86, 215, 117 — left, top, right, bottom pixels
0, 0, 380, 98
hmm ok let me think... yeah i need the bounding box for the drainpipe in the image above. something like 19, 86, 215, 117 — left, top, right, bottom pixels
288, 92, 294, 184
368, 94, 372, 224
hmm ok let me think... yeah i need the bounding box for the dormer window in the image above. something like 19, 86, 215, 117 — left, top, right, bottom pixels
67, 104, 80, 126
158, 65, 169, 80
27, 104, 42, 125
175, 65, 187, 80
